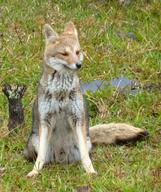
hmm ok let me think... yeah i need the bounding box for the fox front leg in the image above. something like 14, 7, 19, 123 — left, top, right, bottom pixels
76, 123, 97, 174
27, 124, 52, 178
68, 112, 96, 174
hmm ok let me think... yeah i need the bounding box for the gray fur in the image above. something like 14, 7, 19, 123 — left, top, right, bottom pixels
24, 71, 90, 164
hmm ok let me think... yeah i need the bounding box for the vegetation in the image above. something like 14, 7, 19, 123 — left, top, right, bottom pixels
0, 0, 160, 191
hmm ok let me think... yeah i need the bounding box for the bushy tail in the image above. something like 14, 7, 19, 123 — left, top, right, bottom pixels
89, 123, 148, 145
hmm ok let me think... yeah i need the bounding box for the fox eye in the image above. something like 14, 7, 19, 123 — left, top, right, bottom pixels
76, 50, 80, 55
61, 52, 69, 56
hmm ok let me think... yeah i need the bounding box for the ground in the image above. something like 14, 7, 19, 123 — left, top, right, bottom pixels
0, 0, 161, 191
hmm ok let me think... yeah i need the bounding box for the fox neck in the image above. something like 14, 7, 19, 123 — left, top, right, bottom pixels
40, 63, 80, 93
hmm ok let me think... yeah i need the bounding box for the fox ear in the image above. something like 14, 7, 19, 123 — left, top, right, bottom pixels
43, 24, 58, 42
64, 22, 78, 36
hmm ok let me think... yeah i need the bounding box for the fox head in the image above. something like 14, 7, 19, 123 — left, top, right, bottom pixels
43, 22, 83, 72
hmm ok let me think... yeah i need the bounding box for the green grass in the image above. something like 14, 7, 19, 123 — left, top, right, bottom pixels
0, 0, 161, 191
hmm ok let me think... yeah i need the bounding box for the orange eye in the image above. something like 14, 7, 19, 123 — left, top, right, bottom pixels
61, 52, 69, 56
76, 50, 80, 55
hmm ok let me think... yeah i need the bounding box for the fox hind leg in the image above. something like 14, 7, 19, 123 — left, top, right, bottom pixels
23, 133, 39, 161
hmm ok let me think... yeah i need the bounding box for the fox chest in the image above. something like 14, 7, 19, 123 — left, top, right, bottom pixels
40, 89, 75, 113
38, 73, 81, 117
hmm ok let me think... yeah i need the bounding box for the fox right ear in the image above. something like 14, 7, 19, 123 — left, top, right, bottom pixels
43, 24, 58, 43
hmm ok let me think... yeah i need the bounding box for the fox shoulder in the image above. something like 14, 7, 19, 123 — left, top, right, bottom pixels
89, 123, 148, 145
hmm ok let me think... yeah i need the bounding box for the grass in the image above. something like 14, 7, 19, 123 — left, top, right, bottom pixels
0, 0, 161, 191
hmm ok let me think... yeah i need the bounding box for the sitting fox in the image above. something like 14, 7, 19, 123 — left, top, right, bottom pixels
24, 22, 147, 177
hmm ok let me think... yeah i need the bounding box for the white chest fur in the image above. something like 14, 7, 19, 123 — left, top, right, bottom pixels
47, 72, 77, 93
38, 71, 81, 118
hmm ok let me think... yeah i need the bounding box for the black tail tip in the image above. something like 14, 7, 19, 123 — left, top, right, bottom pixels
141, 129, 149, 138
116, 129, 149, 145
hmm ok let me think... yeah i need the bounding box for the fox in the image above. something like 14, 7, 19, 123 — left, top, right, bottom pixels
24, 22, 148, 178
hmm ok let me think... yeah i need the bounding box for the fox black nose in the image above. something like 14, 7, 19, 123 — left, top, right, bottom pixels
76, 63, 81, 69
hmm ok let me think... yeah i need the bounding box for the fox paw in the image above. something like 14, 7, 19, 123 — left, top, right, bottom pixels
87, 169, 97, 175
85, 165, 97, 175
27, 170, 39, 178
86, 169, 98, 179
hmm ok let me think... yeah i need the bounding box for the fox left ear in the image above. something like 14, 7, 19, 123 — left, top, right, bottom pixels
44, 24, 58, 43
64, 22, 78, 36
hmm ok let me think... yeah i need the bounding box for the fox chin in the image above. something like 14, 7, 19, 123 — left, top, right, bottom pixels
24, 22, 148, 178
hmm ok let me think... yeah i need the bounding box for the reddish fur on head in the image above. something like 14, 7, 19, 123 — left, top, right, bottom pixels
43, 22, 83, 71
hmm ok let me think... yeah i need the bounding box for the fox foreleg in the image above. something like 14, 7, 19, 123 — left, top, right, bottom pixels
75, 123, 96, 174
68, 105, 96, 174
27, 122, 53, 178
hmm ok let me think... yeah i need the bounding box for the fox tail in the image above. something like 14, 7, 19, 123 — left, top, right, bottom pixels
89, 123, 148, 145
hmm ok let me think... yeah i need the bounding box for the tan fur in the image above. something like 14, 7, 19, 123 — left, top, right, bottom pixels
24, 22, 148, 178
44, 22, 81, 69
90, 123, 147, 145
25, 22, 96, 178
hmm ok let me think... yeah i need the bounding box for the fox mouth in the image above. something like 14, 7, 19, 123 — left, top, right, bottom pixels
63, 64, 76, 70
63, 63, 82, 70
47, 57, 82, 72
